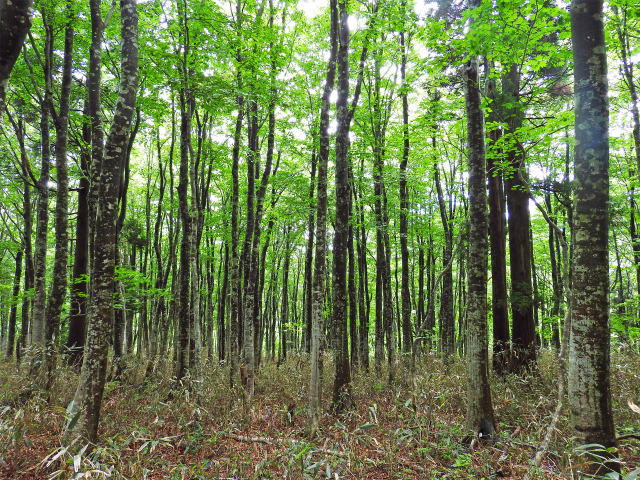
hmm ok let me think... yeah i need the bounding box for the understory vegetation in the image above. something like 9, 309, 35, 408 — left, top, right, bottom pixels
0, 351, 638, 479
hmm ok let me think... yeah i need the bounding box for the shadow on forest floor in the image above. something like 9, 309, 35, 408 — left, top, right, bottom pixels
0, 349, 638, 479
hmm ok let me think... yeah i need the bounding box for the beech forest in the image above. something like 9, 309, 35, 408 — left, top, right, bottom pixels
0, 0, 639, 478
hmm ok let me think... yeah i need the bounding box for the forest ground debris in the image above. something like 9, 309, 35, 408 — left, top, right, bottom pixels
0, 350, 637, 479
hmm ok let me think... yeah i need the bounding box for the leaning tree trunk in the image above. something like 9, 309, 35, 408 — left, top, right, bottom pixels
568, 0, 618, 474
464, 0, 496, 439
67, 0, 138, 445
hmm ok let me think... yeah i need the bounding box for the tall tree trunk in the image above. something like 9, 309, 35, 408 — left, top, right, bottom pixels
546, 192, 561, 349
67, 105, 91, 367
486, 68, 509, 373
399, 15, 412, 354
87, 0, 105, 276
613, 4, 640, 296
355, 183, 370, 370
568, 0, 618, 473
433, 161, 454, 359
67, 0, 138, 444
502, 65, 535, 370
464, 0, 496, 439
332, 0, 354, 412
229, 40, 244, 387
31, 18, 53, 347
308, 0, 338, 435
303, 151, 317, 354
44, 5, 73, 390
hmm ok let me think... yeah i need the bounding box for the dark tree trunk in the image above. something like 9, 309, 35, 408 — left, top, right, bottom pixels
486, 69, 509, 373
6, 248, 23, 359
31, 19, 53, 347
502, 65, 535, 370
355, 184, 370, 370
399, 15, 412, 354
546, 192, 561, 349
229, 43, 244, 387
434, 161, 454, 359
303, 151, 317, 354
67, 104, 91, 367
568, 0, 618, 473
0, 0, 33, 104
331, 0, 355, 412
44, 6, 73, 389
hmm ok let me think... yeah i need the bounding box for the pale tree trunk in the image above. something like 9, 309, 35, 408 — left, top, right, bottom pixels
568, 0, 618, 474
67, 0, 138, 445
308, 0, 338, 436
464, 0, 495, 439
44, 3, 73, 392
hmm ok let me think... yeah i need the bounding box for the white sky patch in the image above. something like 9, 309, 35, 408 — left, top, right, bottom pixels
298, 0, 324, 18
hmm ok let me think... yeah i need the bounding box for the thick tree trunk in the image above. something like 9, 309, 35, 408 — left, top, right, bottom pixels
502, 65, 536, 371
464, 0, 496, 438
331, 0, 354, 412
67, 0, 138, 444
568, 0, 618, 473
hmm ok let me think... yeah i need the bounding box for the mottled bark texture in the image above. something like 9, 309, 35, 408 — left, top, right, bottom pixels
331, 0, 354, 413
67, 0, 138, 445
31, 19, 53, 347
0, 0, 33, 105
44, 5, 73, 391
308, 0, 337, 436
568, 0, 618, 474
464, 0, 495, 439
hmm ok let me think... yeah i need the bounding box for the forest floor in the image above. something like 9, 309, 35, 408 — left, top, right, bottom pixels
0, 350, 638, 480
